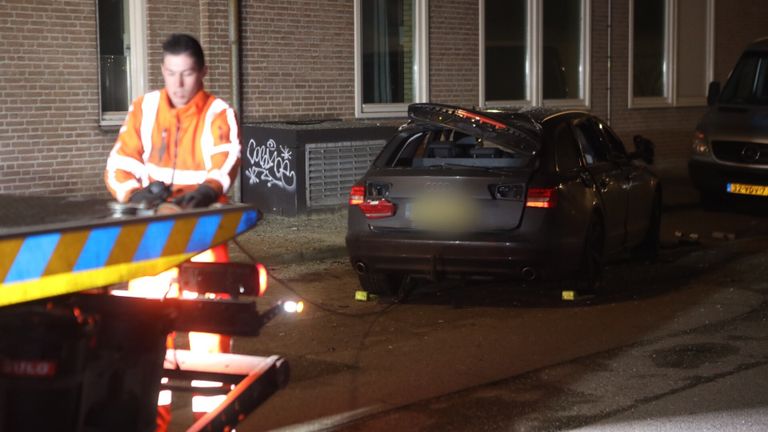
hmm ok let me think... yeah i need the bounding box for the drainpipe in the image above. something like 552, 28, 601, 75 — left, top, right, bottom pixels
607, 0, 612, 125
229, 0, 243, 201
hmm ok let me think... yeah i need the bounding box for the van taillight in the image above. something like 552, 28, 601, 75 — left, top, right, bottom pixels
359, 199, 396, 219
526, 187, 557, 208
349, 185, 365, 206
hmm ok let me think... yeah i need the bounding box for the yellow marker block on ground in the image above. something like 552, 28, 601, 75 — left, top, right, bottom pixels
561, 290, 575, 301
354, 290, 380, 302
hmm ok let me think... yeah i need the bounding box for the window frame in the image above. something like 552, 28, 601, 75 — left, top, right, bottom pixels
479, 0, 591, 109
97, 0, 147, 127
573, 117, 611, 166
354, 0, 430, 118
550, 118, 583, 173
628, 0, 715, 109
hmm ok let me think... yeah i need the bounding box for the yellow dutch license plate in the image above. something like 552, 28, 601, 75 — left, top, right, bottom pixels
726, 182, 768, 196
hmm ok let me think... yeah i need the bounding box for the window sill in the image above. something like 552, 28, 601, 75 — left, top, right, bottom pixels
100, 112, 126, 130
356, 103, 411, 119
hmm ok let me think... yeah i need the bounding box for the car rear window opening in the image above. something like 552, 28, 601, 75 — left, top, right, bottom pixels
388, 129, 529, 169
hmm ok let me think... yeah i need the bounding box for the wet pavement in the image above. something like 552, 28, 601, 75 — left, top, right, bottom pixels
329, 247, 768, 431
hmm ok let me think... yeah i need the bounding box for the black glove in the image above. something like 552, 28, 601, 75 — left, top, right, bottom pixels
173, 184, 220, 209
129, 181, 171, 207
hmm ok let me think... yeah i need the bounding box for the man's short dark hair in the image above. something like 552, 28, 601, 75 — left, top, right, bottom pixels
162, 33, 205, 69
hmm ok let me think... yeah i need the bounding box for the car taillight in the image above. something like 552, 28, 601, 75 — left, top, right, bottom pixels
359, 199, 396, 218
349, 185, 365, 206
526, 187, 557, 208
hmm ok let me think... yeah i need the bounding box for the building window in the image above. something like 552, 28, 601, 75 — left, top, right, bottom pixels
355, 0, 429, 118
97, 0, 146, 126
629, 0, 714, 107
675, 0, 714, 106
480, 0, 590, 108
484, 0, 528, 102
632, 0, 667, 99
543, 0, 585, 101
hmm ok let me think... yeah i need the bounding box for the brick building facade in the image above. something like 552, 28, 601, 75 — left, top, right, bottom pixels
0, 0, 766, 198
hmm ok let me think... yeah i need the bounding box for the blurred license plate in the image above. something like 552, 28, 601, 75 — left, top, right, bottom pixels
726, 183, 768, 196
410, 194, 477, 231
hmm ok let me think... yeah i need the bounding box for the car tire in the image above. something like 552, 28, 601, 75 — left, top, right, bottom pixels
358, 272, 404, 298
578, 215, 605, 294
633, 191, 661, 261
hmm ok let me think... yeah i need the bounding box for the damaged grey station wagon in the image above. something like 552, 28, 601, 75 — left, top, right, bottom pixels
346, 103, 660, 297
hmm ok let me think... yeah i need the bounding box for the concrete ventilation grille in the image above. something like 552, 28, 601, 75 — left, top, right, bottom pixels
305, 140, 384, 207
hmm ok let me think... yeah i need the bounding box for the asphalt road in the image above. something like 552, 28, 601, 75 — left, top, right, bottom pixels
169, 172, 768, 432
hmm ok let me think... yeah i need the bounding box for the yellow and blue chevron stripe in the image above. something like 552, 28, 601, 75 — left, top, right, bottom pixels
0, 205, 260, 307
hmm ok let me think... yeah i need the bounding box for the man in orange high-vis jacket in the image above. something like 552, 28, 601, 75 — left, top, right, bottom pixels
105, 33, 240, 208
104, 33, 239, 432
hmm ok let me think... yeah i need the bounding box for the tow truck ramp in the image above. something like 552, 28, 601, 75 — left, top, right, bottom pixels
0, 196, 290, 431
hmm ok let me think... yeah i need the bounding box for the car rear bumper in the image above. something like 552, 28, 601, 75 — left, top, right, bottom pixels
689, 158, 768, 195
345, 234, 582, 281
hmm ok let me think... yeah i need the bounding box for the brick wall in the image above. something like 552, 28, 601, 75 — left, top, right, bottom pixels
239, 0, 354, 123
429, 0, 479, 106
146, 0, 201, 90
714, 0, 768, 82
199, 0, 232, 105
0, 0, 210, 199
3, 1, 768, 197
0, 0, 113, 197
146, 2, 236, 106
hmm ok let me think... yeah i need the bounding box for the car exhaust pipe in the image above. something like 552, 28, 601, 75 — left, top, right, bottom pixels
521, 266, 537, 281
354, 261, 368, 275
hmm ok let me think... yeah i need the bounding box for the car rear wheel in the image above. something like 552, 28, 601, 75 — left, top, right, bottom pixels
358, 272, 405, 298
578, 215, 605, 293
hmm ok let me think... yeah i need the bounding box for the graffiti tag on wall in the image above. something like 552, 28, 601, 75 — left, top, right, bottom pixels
244, 138, 297, 191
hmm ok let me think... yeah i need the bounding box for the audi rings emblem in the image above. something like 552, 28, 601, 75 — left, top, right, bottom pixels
741, 144, 761, 162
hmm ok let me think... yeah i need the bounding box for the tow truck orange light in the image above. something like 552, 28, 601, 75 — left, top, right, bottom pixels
455, 109, 508, 129
526, 187, 558, 208
257, 263, 268, 297
116, 268, 179, 299
349, 185, 366, 206
192, 249, 217, 263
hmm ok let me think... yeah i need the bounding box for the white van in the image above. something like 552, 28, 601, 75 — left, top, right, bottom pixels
688, 37, 768, 203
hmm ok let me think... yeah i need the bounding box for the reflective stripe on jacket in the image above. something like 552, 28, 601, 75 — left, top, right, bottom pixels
105, 88, 240, 202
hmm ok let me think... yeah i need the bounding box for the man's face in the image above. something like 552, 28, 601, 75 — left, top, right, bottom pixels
161, 52, 207, 108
